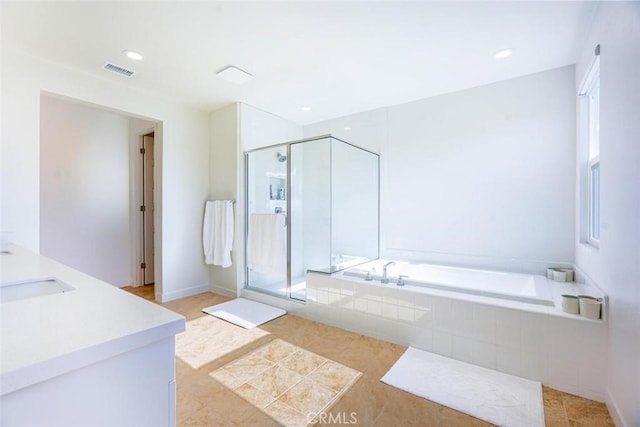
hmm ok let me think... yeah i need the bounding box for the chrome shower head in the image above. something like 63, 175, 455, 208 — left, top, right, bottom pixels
277, 152, 287, 162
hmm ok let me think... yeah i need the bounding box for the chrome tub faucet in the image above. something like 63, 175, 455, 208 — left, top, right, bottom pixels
381, 261, 396, 284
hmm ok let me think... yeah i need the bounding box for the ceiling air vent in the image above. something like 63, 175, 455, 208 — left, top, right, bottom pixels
103, 62, 136, 77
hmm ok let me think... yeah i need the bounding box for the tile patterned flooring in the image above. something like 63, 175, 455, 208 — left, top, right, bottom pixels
123, 286, 615, 426
211, 339, 361, 426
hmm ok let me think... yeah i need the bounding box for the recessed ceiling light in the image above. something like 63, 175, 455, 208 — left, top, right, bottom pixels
344, 127, 352, 131
122, 50, 143, 61
301, 106, 311, 112
216, 65, 254, 84
494, 48, 513, 59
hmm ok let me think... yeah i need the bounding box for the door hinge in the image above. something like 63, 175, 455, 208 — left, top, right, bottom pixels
140, 147, 146, 154
141, 262, 146, 269
140, 205, 146, 212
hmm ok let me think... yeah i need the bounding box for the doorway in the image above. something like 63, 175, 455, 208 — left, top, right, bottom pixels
140, 132, 155, 286
40, 95, 162, 297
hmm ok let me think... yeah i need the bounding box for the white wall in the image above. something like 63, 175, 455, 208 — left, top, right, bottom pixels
304, 108, 387, 154
305, 66, 576, 274
1, 48, 209, 302
207, 103, 302, 295
240, 103, 303, 152
40, 95, 131, 287
574, 3, 640, 426
209, 103, 239, 297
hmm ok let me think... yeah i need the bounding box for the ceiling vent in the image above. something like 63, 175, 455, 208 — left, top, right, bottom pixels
216, 65, 254, 84
103, 62, 136, 77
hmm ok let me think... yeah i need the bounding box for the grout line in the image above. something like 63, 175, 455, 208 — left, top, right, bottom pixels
268, 357, 329, 401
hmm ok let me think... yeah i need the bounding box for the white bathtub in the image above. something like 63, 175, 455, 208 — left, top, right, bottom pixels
344, 259, 554, 307
298, 261, 607, 402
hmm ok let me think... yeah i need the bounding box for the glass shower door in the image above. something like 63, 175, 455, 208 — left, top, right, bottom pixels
245, 145, 288, 298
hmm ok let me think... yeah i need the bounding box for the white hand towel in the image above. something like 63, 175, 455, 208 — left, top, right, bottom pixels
203, 200, 234, 267
247, 213, 286, 275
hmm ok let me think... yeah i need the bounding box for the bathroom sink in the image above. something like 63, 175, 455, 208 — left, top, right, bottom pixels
0, 277, 76, 303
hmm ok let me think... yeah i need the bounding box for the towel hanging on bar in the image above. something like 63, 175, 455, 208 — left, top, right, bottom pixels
203, 200, 234, 267
247, 213, 286, 275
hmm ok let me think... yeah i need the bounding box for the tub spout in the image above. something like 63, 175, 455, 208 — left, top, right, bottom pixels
381, 261, 396, 284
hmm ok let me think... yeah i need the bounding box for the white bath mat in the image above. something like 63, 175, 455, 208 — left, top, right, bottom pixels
202, 298, 286, 329
381, 347, 544, 427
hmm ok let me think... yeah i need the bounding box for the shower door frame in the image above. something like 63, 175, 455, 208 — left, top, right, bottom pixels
244, 141, 294, 300
244, 136, 332, 302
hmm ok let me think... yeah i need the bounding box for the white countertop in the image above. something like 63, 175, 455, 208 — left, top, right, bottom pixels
0, 246, 185, 395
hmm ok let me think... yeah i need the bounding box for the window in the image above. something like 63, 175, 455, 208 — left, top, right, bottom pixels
579, 49, 600, 246
589, 159, 600, 241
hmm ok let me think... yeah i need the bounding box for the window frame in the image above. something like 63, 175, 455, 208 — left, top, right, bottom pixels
578, 53, 601, 248
588, 156, 600, 246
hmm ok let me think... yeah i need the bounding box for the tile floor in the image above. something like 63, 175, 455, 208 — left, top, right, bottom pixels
123, 286, 614, 426
211, 338, 361, 426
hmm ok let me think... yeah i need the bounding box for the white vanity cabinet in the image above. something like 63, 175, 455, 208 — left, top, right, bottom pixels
1, 247, 185, 427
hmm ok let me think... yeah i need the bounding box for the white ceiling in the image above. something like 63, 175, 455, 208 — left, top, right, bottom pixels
2, 1, 597, 125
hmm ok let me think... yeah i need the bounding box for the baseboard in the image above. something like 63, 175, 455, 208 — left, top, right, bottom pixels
161, 283, 210, 302
210, 284, 237, 299
605, 387, 627, 427
113, 279, 132, 288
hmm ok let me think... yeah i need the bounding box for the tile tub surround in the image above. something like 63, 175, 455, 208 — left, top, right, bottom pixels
305, 272, 608, 402
125, 287, 614, 426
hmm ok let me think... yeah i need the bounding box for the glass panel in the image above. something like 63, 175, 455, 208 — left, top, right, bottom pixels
588, 77, 600, 160
290, 138, 331, 289
245, 146, 288, 297
590, 160, 600, 242
244, 136, 380, 302
330, 139, 379, 272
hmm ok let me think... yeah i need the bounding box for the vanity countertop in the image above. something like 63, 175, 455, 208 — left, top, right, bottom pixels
0, 245, 185, 395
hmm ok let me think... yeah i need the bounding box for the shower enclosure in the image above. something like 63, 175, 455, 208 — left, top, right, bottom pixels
245, 135, 379, 302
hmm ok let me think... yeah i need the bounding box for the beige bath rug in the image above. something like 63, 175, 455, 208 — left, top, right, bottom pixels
211, 339, 362, 426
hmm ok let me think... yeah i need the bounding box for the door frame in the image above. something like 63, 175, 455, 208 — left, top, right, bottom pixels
130, 125, 162, 300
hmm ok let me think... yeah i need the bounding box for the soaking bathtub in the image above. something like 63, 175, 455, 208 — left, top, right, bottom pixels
301, 259, 607, 402
343, 259, 554, 306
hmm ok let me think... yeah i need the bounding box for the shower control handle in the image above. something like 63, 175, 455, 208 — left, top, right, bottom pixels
396, 275, 408, 286
365, 268, 376, 281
